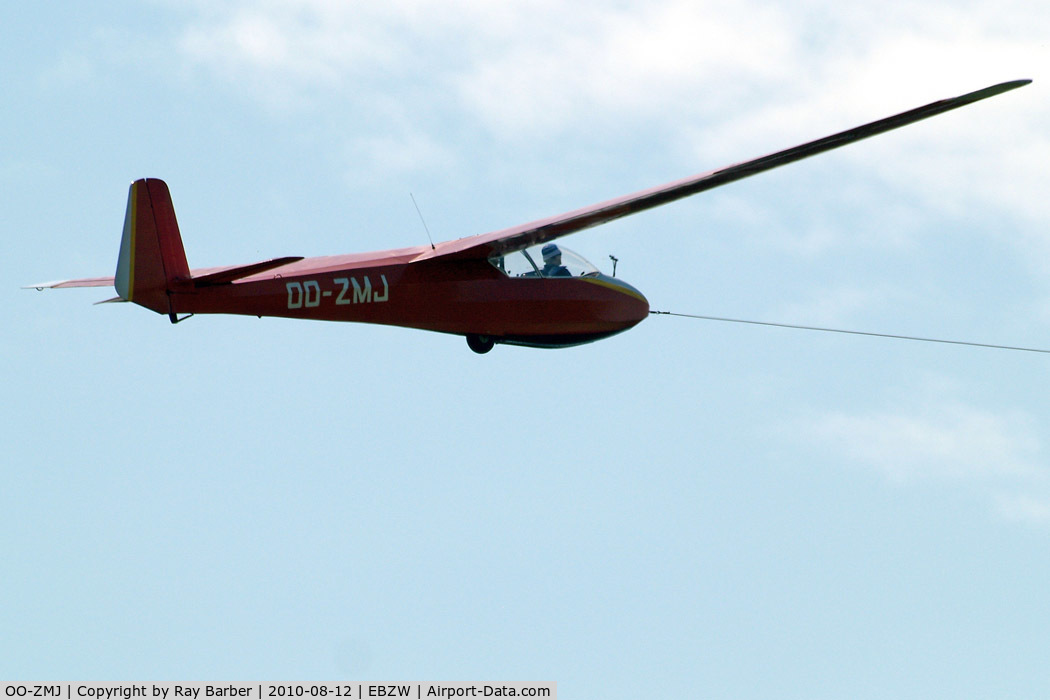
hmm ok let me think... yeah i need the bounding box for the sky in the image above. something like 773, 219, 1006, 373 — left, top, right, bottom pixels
3, 0, 1049, 695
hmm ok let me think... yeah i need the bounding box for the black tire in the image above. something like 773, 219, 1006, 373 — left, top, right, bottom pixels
466, 334, 495, 354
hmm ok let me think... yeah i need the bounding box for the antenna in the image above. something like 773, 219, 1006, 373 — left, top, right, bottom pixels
609, 255, 619, 277
410, 193, 436, 250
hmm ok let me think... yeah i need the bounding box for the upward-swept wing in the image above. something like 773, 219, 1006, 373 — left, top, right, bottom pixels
415, 79, 1030, 263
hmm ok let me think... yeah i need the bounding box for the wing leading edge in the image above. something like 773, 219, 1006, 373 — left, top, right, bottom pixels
415, 79, 1031, 263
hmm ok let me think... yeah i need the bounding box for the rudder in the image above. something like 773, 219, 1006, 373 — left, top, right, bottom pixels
115, 179, 190, 314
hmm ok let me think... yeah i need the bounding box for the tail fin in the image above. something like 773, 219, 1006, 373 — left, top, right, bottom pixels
115, 179, 190, 314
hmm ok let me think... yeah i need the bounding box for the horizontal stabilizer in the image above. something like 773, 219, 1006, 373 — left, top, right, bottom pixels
191, 256, 304, 287
93, 296, 127, 305
24, 277, 115, 290
25, 255, 305, 292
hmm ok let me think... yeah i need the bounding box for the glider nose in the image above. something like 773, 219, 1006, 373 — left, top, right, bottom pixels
622, 281, 650, 326
596, 274, 649, 326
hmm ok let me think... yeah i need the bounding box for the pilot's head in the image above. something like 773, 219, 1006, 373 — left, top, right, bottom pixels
542, 243, 561, 264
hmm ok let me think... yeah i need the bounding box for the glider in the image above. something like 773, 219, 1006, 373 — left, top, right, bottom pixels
29, 79, 1030, 353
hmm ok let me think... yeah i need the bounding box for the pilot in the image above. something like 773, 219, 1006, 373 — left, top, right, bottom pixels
541, 243, 572, 277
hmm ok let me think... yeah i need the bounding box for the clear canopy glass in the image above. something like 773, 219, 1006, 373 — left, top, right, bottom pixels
489, 245, 599, 278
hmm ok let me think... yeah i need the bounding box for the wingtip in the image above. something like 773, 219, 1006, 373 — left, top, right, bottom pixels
989, 78, 1032, 93
950, 79, 1032, 108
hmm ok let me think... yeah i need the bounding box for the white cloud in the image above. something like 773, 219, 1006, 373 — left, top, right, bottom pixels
36, 51, 98, 92
802, 402, 1039, 482
173, 0, 1047, 129
770, 284, 911, 327
171, 0, 1049, 234
176, 0, 396, 91
791, 392, 1050, 525
995, 492, 1050, 526
174, 0, 1045, 129
343, 130, 457, 183
451, 1, 797, 136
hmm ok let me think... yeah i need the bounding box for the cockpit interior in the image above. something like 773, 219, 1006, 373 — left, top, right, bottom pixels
488, 244, 600, 279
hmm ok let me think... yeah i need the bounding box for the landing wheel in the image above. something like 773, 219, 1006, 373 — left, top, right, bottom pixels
466, 334, 495, 354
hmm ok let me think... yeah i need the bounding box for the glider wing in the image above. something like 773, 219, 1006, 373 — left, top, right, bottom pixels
415, 79, 1030, 262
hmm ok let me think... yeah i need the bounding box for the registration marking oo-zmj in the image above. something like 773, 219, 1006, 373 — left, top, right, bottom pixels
286, 275, 389, 309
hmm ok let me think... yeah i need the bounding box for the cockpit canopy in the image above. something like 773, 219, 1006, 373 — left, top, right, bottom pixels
488, 245, 600, 278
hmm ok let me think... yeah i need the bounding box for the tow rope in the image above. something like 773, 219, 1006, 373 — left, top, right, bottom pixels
649, 310, 1050, 355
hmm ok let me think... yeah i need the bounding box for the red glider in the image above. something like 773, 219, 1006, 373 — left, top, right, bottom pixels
30, 80, 1029, 353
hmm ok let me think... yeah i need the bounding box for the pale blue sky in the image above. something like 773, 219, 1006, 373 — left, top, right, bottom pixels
4, 1, 1050, 696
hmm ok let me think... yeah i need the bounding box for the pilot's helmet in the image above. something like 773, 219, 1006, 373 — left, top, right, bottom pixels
541, 243, 561, 262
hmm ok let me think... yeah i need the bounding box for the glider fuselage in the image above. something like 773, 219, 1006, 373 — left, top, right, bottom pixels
171, 250, 649, 348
